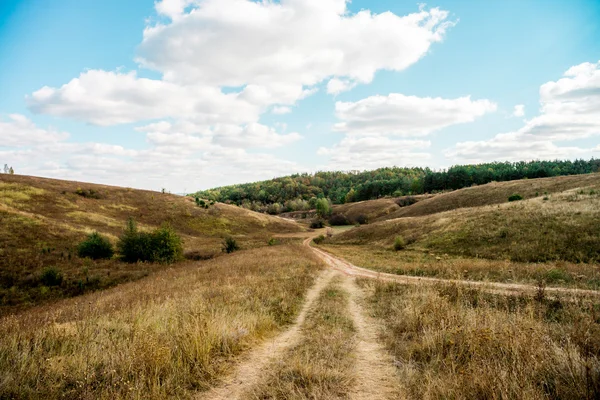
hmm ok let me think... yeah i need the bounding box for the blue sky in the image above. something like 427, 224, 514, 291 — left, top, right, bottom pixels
1, 0, 599, 192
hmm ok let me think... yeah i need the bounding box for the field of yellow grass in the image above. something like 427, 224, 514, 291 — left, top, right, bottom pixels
0, 174, 301, 312
324, 181, 600, 289
0, 244, 321, 399
359, 279, 600, 399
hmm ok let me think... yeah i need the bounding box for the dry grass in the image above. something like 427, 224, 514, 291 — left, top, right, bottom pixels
320, 245, 600, 290
0, 244, 321, 399
358, 279, 600, 399
329, 185, 600, 265
332, 195, 432, 223
249, 276, 355, 399
378, 172, 600, 221
0, 174, 302, 312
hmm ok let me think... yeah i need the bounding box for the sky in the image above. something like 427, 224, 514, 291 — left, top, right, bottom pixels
1, 0, 599, 193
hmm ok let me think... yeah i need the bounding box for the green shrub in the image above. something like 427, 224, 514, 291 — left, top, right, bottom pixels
150, 225, 183, 263
40, 267, 63, 287
354, 214, 368, 225
268, 238, 278, 246
117, 218, 183, 263
508, 194, 524, 202
78, 232, 114, 260
222, 237, 240, 254
328, 214, 350, 226
396, 196, 417, 207
310, 220, 324, 229
312, 235, 326, 245
393, 236, 406, 251
74, 188, 101, 199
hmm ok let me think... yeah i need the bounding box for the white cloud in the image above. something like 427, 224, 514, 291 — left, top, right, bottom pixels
446, 60, 600, 162
0, 114, 69, 146
27, 70, 261, 126
1, 115, 302, 190
272, 106, 292, 115
334, 94, 497, 136
140, 1, 453, 93
513, 104, 525, 117
318, 135, 431, 170
327, 78, 357, 95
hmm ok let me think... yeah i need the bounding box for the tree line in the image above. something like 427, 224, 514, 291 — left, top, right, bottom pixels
191, 158, 600, 214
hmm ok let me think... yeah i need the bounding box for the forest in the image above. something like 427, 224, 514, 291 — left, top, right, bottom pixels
192, 158, 600, 214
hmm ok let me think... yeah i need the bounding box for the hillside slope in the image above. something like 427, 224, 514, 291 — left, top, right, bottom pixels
0, 174, 301, 310
329, 176, 600, 264
375, 173, 600, 221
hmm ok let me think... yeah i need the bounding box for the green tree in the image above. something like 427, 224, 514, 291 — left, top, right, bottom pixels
315, 198, 332, 218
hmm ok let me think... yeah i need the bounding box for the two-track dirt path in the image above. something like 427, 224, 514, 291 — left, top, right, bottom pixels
200, 268, 338, 400
305, 238, 600, 299
340, 274, 403, 400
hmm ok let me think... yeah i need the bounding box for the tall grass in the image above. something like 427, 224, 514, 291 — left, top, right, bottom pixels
0, 245, 321, 399
249, 277, 355, 399
358, 279, 600, 399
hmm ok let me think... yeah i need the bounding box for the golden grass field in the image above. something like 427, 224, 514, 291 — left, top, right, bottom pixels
0, 174, 301, 313
1, 173, 600, 399
358, 279, 600, 399
323, 178, 600, 289
0, 245, 322, 399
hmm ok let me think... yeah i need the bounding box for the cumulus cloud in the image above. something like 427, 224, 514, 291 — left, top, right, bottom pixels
140, 0, 453, 91
0, 114, 69, 146
272, 106, 292, 115
27, 70, 261, 126
327, 78, 358, 95
513, 104, 525, 117
446, 60, 600, 162
1, 115, 301, 190
318, 135, 431, 170
334, 94, 497, 136
19, 1, 460, 189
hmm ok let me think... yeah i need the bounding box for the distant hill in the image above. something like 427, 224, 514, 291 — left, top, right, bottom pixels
328, 173, 600, 264
0, 174, 301, 311
192, 159, 600, 214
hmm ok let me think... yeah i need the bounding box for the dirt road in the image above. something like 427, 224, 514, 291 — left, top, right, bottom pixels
304, 238, 600, 299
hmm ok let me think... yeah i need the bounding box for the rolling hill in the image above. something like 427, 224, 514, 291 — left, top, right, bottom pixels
326, 173, 600, 266
0, 174, 301, 311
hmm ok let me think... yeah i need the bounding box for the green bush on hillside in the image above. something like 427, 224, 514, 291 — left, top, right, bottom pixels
78, 232, 114, 260
313, 235, 326, 244
508, 194, 524, 202
329, 214, 350, 226
393, 236, 406, 251
118, 218, 183, 263
222, 237, 240, 254
310, 220, 325, 229
40, 267, 63, 287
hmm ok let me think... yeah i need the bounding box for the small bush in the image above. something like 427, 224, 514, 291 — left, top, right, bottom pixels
355, 214, 368, 225
118, 218, 183, 263
40, 267, 63, 287
222, 237, 240, 254
310, 220, 324, 229
393, 236, 406, 251
75, 188, 101, 199
396, 196, 418, 207
78, 232, 114, 260
508, 194, 524, 202
328, 214, 350, 226
150, 225, 183, 263
184, 250, 214, 261
268, 238, 278, 246
312, 235, 326, 244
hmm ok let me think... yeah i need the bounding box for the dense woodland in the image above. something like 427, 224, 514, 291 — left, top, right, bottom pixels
192, 159, 600, 214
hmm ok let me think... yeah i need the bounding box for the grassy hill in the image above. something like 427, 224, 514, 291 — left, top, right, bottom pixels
321, 174, 600, 288
0, 174, 301, 312
374, 173, 600, 221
